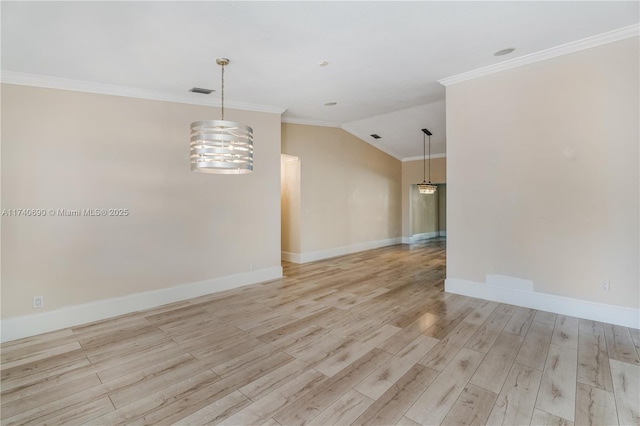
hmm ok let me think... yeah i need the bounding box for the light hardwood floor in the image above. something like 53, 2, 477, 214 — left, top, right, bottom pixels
1, 239, 639, 425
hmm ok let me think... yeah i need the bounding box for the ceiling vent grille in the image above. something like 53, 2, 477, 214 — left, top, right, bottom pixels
189, 87, 214, 95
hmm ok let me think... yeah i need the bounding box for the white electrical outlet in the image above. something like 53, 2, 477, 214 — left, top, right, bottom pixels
33, 295, 44, 309
602, 281, 610, 292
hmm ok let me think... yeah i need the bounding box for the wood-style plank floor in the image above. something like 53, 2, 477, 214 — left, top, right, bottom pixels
2, 239, 639, 425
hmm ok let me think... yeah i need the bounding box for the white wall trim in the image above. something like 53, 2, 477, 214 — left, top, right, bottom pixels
1, 71, 287, 114
404, 231, 447, 244
281, 116, 342, 128
411, 232, 441, 242
445, 278, 640, 329
402, 154, 447, 162
281, 251, 302, 263
486, 274, 533, 292
439, 24, 640, 86
0, 266, 283, 343
286, 238, 402, 264
413, 232, 441, 241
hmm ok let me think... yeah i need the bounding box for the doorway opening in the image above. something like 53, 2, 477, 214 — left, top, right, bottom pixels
410, 183, 446, 243
281, 154, 301, 261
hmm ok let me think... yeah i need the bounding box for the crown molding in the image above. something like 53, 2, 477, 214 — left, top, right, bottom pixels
281, 116, 342, 128
439, 24, 640, 87
0, 71, 287, 114
402, 154, 447, 162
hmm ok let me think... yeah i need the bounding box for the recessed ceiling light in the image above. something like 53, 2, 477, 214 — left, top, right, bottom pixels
324, 102, 337, 106
189, 87, 214, 94
319, 61, 329, 66
494, 48, 515, 56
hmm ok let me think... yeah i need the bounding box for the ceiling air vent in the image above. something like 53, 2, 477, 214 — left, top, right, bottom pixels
189, 87, 214, 95
370, 134, 381, 139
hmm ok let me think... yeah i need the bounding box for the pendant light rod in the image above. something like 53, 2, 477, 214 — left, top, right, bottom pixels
418, 128, 436, 194
421, 128, 433, 183
428, 133, 431, 183
422, 131, 426, 183
216, 58, 229, 120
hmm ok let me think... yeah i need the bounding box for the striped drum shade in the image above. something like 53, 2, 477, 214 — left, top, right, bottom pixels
190, 120, 253, 174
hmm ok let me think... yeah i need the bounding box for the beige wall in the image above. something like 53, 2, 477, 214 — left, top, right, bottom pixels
446, 37, 639, 308
1, 84, 282, 318
401, 158, 446, 238
281, 123, 401, 254
438, 184, 447, 233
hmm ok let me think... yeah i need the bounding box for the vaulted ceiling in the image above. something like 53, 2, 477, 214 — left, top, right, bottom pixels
2, 1, 638, 159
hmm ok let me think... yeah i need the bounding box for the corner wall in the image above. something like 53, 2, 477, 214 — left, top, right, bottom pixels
1, 84, 283, 341
445, 37, 639, 327
281, 123, 402, 262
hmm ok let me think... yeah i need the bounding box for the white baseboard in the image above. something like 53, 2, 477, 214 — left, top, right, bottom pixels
445, 277, 640, 329
412, 231, 441, 241
281, 251, 302, 263
284, 237, 402, 264
486, 274, 533, 291
0, 266, 283, 343
403, 231, 447, 244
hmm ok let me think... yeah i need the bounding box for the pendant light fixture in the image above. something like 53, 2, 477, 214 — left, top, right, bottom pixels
417, 128, 437, 194
190, 58, 254, 174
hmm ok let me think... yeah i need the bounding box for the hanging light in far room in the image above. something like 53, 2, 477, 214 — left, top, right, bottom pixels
417, 128, 437, 194
190, 58, 253, 174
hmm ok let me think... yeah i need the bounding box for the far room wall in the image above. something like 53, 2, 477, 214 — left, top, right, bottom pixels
281, 123, 402, 262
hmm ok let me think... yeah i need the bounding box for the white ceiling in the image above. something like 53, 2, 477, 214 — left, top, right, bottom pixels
2, 1, 638, 159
